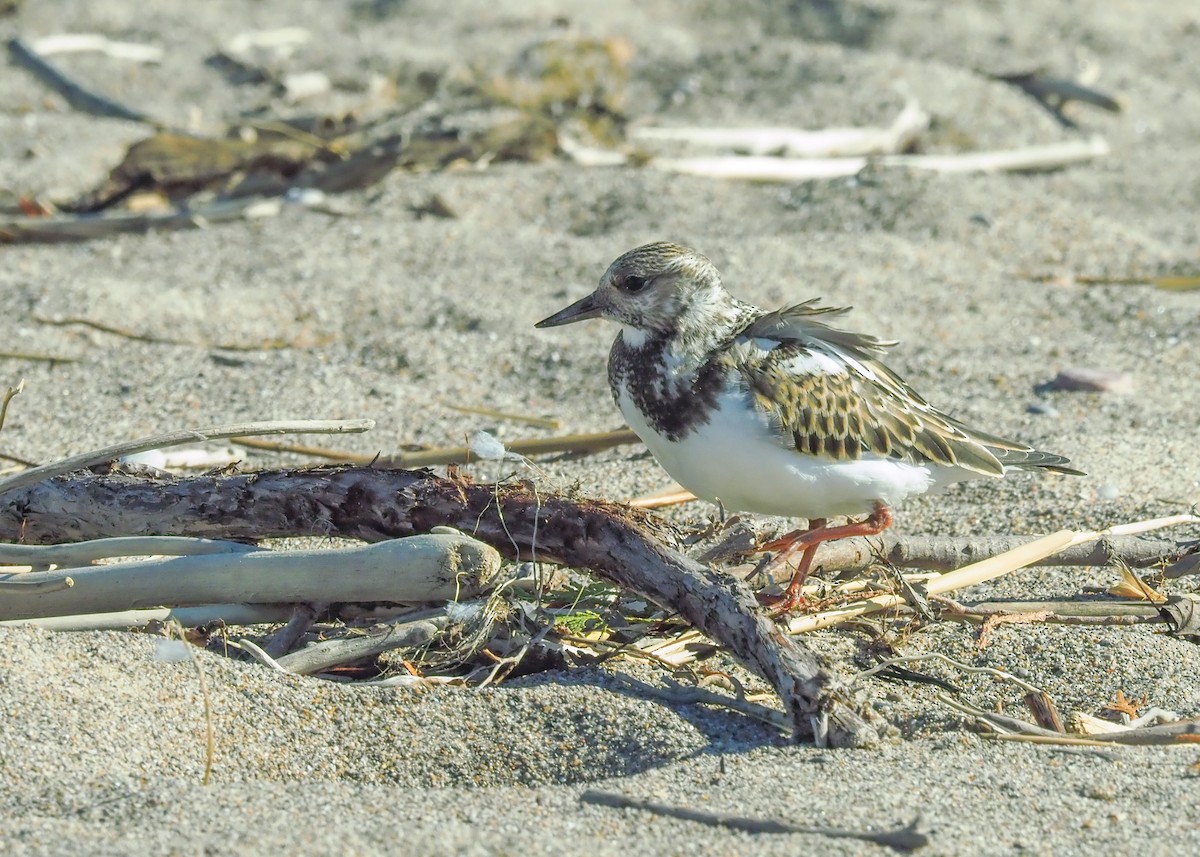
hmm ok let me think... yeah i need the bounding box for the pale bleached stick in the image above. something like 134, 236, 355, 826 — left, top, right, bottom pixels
632, 101, 930, 158
652, 155, 867, 181
0, 603, 295, 631
30, 33, 163, 63
0, 418, 374, 496
0, 533, 501, 621
652, 137, 1109, 182
881, 136, 1110, 173
0, 535, 257, 570
231, 427, 642, 467
274, 608, 450, 675
378, 427, 641, 468
785, 515, 1200, 635
949, 599, 1162, 619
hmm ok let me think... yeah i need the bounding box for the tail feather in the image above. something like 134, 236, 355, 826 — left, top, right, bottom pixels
991, 447, 1085, 476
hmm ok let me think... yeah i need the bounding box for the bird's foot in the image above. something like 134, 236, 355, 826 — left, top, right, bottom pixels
754, 503, 895, 618
756, 588, 807, 616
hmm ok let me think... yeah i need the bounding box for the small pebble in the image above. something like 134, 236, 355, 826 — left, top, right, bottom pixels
152, 639, 192, 663
468, 430, 507, 460
1049, 368, 1135, 394
1027, 401, 1059, 416
280, 71, 331, 102
1096, 483, 1122, 501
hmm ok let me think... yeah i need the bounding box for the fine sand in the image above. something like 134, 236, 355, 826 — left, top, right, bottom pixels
2, 2, 1198, 854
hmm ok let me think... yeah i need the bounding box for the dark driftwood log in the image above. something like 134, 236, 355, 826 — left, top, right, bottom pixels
0, 466, 876, 747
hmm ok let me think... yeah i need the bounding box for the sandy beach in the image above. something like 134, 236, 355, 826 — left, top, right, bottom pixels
2, 1, 1199, 854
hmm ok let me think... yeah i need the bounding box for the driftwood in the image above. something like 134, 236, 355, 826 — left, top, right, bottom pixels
0, 532, 501, 622
797, 531, 1195, 575
631, 100, 930, 158
0, 535, 257, 570
0, 603, 294, 631
651, 137, 1109, 182
0, 465, 877, 747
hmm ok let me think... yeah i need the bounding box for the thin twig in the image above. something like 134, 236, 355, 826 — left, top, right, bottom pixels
0, 418, 373, 495
376, 428, 641, 468
987, 733, 1116, 747
629, 484, 697, 509
1016, 271, 1200, 292
31, 313, 313, 351
233, 428, 642, 467
934, 692, 1065, 738
33, 316, 179, 345
7, 36, 157, 124
853, 652, 1046, 695
0, 603, 294, 631
786, 517, 1200, 634
977, 610, 1055, 647
170, 622, 216, 785
228, 436, 368, 462
612, 672, 789, 730
0, 379, 23, 433
273, 609, 450, 676
234, 638, 292, 673
632, 101, 930, 158
579, 790, 929, 853
651, 137, 1109, 181
0, 351, 81, 364
2, 197, 283, 244
30, 33, 164, 64
441, 402, 562, 430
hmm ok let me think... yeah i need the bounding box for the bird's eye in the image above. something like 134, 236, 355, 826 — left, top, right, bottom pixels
622, 275, 649, 293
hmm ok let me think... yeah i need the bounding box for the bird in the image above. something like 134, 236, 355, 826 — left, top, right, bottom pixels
535, 242, 1084, 612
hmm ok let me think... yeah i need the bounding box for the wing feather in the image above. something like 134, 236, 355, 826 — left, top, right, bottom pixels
732, 302, 1082, 475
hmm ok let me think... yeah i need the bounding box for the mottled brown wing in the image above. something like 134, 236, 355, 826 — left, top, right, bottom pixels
734, 340, 1007, 474
735, 301, 1084, 475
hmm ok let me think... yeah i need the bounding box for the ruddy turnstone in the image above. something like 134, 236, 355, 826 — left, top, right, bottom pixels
536, 242, 1083, 612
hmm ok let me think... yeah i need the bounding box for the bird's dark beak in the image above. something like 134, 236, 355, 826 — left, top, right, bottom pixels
535, 292, 604, 328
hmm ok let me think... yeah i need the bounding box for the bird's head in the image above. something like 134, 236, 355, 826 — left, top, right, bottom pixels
535, 242, 730, 339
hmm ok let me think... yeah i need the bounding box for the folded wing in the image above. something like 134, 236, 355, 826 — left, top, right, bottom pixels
733, 301, 1083, 476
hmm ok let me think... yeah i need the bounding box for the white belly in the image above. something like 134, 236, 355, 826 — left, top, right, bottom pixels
617, 385, 970, 519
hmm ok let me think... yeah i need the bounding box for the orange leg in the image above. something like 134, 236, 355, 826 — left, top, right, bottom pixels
758, 502, 894, 615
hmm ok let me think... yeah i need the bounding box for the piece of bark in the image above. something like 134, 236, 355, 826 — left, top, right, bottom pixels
0, 466, 878, 747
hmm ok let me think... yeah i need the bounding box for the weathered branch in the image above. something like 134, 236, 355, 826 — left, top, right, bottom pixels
0, 533, 501, 621
0, 603, 294, 631
801, 532, 1195, 575
0, 466, 877, 746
